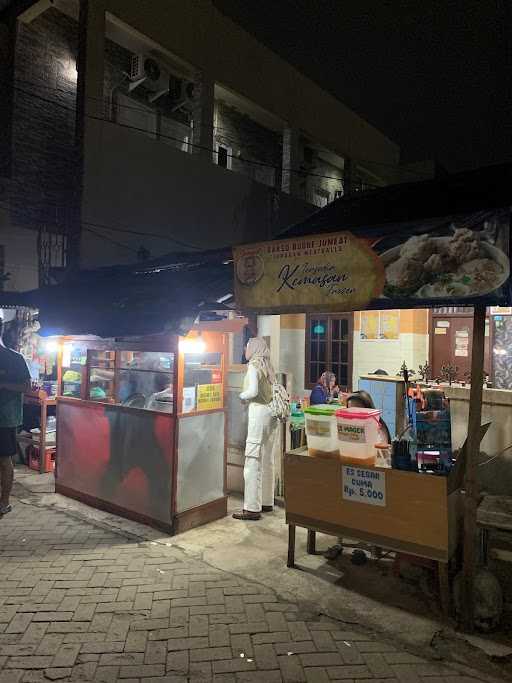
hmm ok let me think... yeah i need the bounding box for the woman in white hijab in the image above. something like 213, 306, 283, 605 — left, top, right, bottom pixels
233, 337, 277, 521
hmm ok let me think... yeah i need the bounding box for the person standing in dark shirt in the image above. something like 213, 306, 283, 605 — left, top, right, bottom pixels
0, 318, 31, 514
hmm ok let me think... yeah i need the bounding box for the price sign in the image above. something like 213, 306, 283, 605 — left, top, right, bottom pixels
342, 465, 386, 506
196, 383, 223, 411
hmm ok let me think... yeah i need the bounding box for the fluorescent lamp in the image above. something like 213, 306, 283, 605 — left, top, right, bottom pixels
45, 340, 59, 353
179, 337, 206, 353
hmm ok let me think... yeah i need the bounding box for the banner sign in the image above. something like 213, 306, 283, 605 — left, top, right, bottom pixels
234, 209, 511, 312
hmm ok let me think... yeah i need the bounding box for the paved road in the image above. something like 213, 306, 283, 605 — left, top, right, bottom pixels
0, 489, 485, 682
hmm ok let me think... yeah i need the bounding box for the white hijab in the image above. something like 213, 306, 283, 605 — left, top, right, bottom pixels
246, 337, 275, 384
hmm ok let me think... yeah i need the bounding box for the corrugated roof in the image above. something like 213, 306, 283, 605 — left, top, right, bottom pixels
280, 162, 512, 238
8, 249, 234, 337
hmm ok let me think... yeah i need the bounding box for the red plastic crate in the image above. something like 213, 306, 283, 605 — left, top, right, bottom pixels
27, 445, 56, 473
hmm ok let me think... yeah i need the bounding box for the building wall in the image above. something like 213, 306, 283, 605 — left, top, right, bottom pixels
214, 100, 281, 189
11, 8, 78, 235
258, 311, 430, 400
0, 212, 39, 291
279, 314, 306, 397
353, 310, 429, 387
6, 1, 400, 279
104, 26, 193, 149
256, 315, 281, 372
80, 118, 313, 266
303, 149, 344, 207
106, 0, 399, 166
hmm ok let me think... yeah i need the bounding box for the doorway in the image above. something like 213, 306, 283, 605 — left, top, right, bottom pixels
430, 312, 491, 382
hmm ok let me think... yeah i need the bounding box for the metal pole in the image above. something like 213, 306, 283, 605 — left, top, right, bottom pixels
462, 303, 486, 631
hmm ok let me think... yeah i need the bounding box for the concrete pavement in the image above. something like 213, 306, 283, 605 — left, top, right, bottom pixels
0, 467, 504, 682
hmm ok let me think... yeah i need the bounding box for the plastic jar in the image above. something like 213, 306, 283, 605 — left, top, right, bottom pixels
304, 405, 338, 458
335, 407, 382, 467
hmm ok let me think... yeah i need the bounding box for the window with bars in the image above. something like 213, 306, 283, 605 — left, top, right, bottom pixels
305, 314, 353, 391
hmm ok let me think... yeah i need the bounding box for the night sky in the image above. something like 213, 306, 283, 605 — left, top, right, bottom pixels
214, 0, 510, 172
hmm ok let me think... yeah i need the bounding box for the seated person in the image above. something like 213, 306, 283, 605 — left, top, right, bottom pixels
325, 389, 390, 560
346, 390, 391, 443
309, 371, 338, 405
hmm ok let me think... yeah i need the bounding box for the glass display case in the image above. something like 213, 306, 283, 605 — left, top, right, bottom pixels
56, 329, 228, 535
182, 351, 223, 413
85, 349, 174, 412
61, 341, 88, 398
33, 338, 59, 397
87, 350, 115, 402
119, 351, 174, 412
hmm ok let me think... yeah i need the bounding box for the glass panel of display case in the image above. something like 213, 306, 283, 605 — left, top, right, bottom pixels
87, 350, 115, 402
119, 351, 173, 372
33, 338, 59, 397
88, 350, 115, 369
118, 351, 174, 413
183, 352, 223, 412
61, 341, 88, 398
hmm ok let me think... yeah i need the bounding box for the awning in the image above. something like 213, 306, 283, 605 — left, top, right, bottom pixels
9, 249, 234, 337
233, 163, 512, 314
280, 162, 512, 239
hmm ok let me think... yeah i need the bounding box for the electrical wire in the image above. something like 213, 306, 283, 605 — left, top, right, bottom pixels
82, 226, 139, 253
0, 199, 204, 252
16, 78, 366, 184
0, 74, 421, 256
82, 220, 202, 250
7, 75, 414, 185
101, 86, 427, 177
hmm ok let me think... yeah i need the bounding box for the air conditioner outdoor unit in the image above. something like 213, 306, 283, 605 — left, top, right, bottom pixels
129, 54, 170, 96
168, 76, 196, 111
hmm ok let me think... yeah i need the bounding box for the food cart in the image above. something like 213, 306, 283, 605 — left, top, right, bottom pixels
234, 205, 511, 628
54, 327, 229, 533
8, 251, 240, 534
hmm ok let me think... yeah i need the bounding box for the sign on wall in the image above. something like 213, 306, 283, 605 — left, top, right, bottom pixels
342, 465, 386, 506
234, 209, 511, 313
182, 387, 196, 413
360, 310, 400, 340
196, 383, 223, 411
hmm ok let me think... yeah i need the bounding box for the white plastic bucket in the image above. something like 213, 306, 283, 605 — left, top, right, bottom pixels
304, 405, 338, 458
336, 407, 382, 466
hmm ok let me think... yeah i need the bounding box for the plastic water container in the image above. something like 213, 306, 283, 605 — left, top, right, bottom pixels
304, 405, 338, 458
336, 407, 382, 467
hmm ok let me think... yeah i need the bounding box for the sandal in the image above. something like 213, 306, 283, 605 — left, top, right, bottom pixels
325, 543, 343, 560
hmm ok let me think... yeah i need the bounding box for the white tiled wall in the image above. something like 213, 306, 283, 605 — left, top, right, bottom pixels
257, 315, 281, 371
257, 314, 429, 397
279, 328, 306, 397
353, 332, 429, 387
